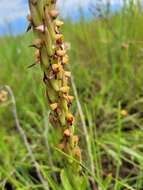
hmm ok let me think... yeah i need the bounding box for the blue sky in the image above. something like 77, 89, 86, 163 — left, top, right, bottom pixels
0, 0, 132, 36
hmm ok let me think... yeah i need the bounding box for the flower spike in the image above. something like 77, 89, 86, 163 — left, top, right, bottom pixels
28, 0, 81, 169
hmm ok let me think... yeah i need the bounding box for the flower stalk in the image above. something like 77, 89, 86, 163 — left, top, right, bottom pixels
28, 0, 81, 168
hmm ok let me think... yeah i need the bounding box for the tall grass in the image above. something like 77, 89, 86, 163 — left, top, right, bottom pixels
0, 1, 143, 189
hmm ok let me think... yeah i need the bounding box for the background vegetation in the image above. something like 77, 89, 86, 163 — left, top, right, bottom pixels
0, 2, 143, 189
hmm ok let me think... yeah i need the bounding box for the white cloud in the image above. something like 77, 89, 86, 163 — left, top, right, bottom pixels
0, 0, 27, 25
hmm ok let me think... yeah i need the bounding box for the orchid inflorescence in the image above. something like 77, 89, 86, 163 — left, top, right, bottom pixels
28, 0, 81, 164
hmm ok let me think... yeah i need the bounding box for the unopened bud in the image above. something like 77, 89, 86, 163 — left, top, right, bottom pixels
27, 14, 32, 22
72, 135, 79, 146
55, 34, 64, 41
58, 143, 65, 150
62, 55, 69, 64
66, 113, 74, 125
72, 147, 81, 160
52, 64, 61, 73
121, 43, 129, 49
64, 129, 71, 137
0, 90, 8, 103
50, 103, 58, 111
55, 20, 64, 27
67, 96, 74, 105
63, 94, 74, 104
60, 86, 70, 93
56, 49, 66, 57
49, 9, 59, 19
121, 109, 128, 117
64, 71, 71, 78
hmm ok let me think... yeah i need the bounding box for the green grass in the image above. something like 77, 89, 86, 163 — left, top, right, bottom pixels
0, 2, 143, 190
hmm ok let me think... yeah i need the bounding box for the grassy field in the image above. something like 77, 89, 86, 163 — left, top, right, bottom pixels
0, 2, 143, 190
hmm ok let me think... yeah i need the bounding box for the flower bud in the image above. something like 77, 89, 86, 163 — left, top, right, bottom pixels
56, 49, 66, 57
72, 147, 81, 160
64, 129, 71, 137
60, 86, 70, 93
121, 43, 129, 49
52, 64, 61, 73
63, 94, 74, 104
62, 55, 69, 64
0, 90, 8, 103
58, 143, 65, 150
121, 109, 128, 117
55, 34, 64, 41
64, 71, 71, 78
27, 14, 33, 22
50, 103, 58, 111
66, 113, 74, 125
71, 136, 79, 146
55, 20, 64, 27
49, 9, 59, 19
